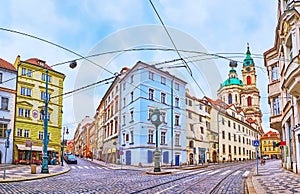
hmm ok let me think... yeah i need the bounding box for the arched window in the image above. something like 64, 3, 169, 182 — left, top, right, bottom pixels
247, 76, 251, 85
228, 93, 232, 104
247, 96, 252, 106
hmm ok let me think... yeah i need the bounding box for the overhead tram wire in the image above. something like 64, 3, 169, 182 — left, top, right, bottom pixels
148, 0, 193, 76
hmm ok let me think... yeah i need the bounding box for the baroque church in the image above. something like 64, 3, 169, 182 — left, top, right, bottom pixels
217, 45, 263, 134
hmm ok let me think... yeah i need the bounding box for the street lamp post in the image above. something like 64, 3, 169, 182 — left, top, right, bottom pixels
41, 68, 50, 173
61, 127, 69, 166
41, 61, 77, 173
150, 108, 162, 172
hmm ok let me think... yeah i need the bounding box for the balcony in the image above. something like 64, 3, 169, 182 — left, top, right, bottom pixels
269, 114, 282, 132
284, 59, 300, 97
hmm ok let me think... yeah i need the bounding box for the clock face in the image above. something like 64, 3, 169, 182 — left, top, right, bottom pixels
151, 114, 158, 122
246, 67, 251, 72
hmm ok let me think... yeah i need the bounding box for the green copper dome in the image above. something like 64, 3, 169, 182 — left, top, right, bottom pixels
243, 44, 254, 66
220, 67, 244, 88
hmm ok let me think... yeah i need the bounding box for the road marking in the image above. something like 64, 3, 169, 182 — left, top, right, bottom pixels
208, 169, 220, 175
242, 171, 250, 178
77, 166, 83, 169
155, 185, 177, 194
233, 170, 241, 175
71, 166, 76, 169
84, 166, 89, 169
220, 170, 231, 175
90, 166, 96, 169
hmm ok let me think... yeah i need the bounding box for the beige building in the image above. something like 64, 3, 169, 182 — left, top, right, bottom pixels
186, 92, 211, 165
206, 97, 258, 162
264, 0, 300, 173
73, 116, 93, 157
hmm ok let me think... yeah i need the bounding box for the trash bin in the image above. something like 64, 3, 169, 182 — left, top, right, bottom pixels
31, 164, 36, 174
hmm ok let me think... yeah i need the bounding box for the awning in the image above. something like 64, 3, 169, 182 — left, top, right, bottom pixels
16, 144, 56, 152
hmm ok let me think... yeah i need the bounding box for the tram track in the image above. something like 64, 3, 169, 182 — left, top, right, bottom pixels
129, 161, 255, 194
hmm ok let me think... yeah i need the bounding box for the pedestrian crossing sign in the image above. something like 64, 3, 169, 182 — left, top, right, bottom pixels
253, 140, 260, 147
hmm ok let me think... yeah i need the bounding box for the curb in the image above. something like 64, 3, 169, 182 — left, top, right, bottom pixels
245, 167, 256, 194
0, 165, 71, 183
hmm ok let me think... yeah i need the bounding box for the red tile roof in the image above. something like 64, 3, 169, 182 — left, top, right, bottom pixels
24, 58, 53, 70
261, 130, 280, 139
0, 58, 16, 71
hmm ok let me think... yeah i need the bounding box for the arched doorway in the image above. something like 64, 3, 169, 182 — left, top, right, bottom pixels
212, 151, 217, 163
0, 151, 2, 164
189, 153, 194, 165
228, 154, 232, 162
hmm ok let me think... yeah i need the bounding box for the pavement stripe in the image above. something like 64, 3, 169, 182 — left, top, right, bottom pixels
84, 166, 89, 169
77, 166, 83, 169
220, 170, 231, 175
232, 170, 241, 175
90, 166, 96, 169
208, 169, 220, 175
242, 171, 250, 178
71, 166, 76, 169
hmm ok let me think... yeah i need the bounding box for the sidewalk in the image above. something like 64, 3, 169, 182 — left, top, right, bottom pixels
246, 159, 300, 194
0, 164, 70, 183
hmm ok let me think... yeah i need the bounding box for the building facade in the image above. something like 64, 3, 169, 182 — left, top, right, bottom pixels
186, 92, 211, 165
119, 61, 187, 166
261, 131, 281, 159
264, 0, 300, 173
206, 97, 258, 162
74, 116, 93, 158
13, 56, 65, 164
0, 58, 16, 164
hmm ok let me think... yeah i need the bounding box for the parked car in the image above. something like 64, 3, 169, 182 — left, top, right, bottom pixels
263, 156, 269, 160
64, 154, 77, 164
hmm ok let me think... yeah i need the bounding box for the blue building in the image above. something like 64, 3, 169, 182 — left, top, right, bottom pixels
0, 58, 17, 164
119, 61, 187, 166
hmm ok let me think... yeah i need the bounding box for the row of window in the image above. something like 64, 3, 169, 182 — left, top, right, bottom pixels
221, 131, 253, 145
222, 144, 252, 156
20, 87, 51, 100
148, 89, 180, 106
18, 108, 50, 120
16, 128, 50, 140
221, 117, 255, 137
21, 68, 52, 82
123, 72, 180, 91
122, 129, 181, 146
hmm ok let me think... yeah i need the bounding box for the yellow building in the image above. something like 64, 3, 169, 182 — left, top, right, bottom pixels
261, 131, 281, 159
13, 56, 65, 164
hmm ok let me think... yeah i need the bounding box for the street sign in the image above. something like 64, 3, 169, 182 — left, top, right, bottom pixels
253, 140, 260, 147
119, 151, 124, 155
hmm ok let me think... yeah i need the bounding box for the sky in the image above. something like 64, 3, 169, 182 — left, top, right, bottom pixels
0, 0, 279, 138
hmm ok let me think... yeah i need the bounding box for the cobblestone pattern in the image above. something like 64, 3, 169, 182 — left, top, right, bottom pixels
253, 160, 300, 194
0, 159, 256, 194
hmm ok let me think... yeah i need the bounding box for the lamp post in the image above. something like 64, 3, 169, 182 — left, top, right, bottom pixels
41, 67, 50, 173
41, 61, 77, 173
3, 129, 11, 179
61, 127, 69, 166
150, 108, 162, 172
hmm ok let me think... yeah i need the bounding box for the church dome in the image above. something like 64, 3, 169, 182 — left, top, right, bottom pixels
220, 67, 244, 88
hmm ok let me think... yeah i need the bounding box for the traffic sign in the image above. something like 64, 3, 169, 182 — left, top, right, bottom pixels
119, 151, 124, 155
253, 140, 260, 147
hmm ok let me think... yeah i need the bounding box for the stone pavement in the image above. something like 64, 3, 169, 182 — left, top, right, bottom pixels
246, 159, 300, 194
0, 163, 70, 183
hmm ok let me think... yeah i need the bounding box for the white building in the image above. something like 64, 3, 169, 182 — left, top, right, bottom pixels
0, 58, 17, 164
119, 61, 187, 166
186, 92, 211, 164
264, 0, 300, 173
205, 97, 258, 162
